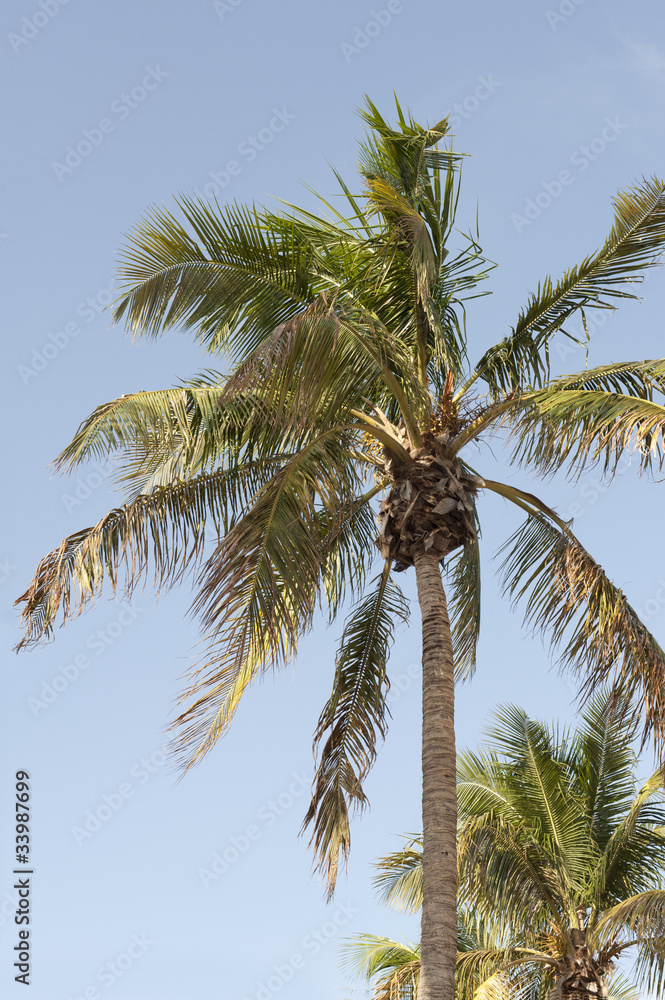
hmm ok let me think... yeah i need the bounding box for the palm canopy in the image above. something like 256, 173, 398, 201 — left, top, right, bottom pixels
456, 695, 665, 999
14, 97, 665, 894
348, 692, 665, 1000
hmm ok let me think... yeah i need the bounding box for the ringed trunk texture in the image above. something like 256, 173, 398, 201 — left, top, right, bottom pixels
414, 549, 457, 1000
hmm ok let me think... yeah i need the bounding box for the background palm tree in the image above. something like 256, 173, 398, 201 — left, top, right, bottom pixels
14, 98, 665, 1000
351, 693, 665, 1000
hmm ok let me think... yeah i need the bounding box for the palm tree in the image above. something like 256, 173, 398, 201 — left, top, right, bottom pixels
342, 933, 420, 1000
14, 98, 665, 1000
348, 693, 665, 1000
341, 910, 519, 1000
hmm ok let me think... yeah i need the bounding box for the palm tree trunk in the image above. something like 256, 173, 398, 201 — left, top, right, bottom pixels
414, 549, 457, 1000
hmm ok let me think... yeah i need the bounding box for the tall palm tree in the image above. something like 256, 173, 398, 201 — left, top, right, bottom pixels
14, 98, 665, 1000
348, 693, 665, 1000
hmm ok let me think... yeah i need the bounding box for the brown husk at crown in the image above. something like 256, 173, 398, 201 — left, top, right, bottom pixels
375, 427, 477, 571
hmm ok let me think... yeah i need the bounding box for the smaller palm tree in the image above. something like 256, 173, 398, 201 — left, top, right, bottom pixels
346, 693, 665, 1000
342, 933, 420, 1000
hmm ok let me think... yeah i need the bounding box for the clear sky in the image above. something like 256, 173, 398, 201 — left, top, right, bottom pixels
2, 1, 665, 997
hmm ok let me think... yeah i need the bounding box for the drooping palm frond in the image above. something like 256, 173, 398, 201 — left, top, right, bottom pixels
633, 933, 665, 996
456, 750, 520, 824
445, 518, 481, 683
472, 177, 665, 394
593, 888, 665, 994
53, 378, 242, 472
605, 971, 643, 1000
215, 299, 427, 445
595, 889, 665, 941
170, 430, 372, 768
14, 467, 263, 649
317, 491, 382, 623
505, 359, 665, 480
494, 497, 665, 750
303, 563, 409, 896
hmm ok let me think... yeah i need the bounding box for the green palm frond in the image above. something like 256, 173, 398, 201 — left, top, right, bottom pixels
633, 934, 665, 996
357, 94, 458, 199
365, 175, 437, 293
317, 491, 381, 623
457, 818, 566, 935
481, 706, 591, 886
372, 836, 423, 914
473, 177, 665, 393
216, 298, 426, 443
593, 890, 665, 972
456, 947, 557, 1000
590, 766, 665, 908
573, 691, 639, 849
457, 750, 520, 823
53, 378, 239, 472
457, 724, 577, 933
114, 198, 316, 355
171, 430, 369, 768
605, 971, 642, 1000
303, 563, 409, 896
341, 933, 420, 1000
506, 359, 665, 479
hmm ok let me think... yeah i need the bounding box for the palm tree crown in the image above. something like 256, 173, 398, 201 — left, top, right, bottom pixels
455, 694, 665, 1000
349, 693, 665, 1000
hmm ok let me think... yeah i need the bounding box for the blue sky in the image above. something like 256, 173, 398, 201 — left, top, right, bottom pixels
2, 0, 665, 997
